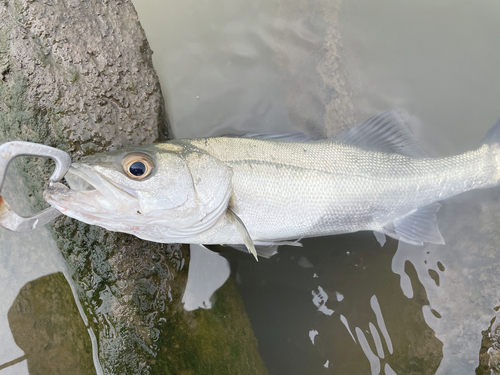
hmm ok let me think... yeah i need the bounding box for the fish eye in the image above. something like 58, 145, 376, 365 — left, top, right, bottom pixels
122, 153, 154, 180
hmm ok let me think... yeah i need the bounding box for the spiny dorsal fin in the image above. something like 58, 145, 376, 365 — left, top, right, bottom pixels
381, 203, 444, 246
337, 110, 428, 158
227, 208, 258, 261
480, 116, 500, 145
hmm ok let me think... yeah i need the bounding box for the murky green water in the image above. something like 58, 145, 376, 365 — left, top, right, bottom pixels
2, 0, 500, 374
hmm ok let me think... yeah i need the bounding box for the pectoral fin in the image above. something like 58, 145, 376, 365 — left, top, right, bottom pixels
381, 203, 445, 246
227, 208, 258, 261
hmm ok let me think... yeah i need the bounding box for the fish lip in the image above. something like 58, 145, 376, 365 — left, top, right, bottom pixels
44, 163, 139, 215
44, 181, 103, 213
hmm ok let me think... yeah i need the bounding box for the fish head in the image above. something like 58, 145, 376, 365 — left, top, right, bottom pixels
44, 143, 233, 240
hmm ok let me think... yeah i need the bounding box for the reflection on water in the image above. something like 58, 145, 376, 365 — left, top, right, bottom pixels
393, 188, 500, 374
229, 175, 500, 374
182, 245, 231, 311
8, 273, 94, 375
231, 234, 442, 374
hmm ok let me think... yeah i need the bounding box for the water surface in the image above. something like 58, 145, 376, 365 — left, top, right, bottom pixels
133, 0, 500, 373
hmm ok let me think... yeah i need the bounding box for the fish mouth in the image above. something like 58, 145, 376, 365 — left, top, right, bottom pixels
44, 164, 138, 214
65, 168, 96, 192
64, 164, 108, 193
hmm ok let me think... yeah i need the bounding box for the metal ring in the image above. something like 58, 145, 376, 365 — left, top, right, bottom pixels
0, 141, 71, 232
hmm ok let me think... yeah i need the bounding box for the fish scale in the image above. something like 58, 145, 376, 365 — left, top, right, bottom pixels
181, 137, 498, 243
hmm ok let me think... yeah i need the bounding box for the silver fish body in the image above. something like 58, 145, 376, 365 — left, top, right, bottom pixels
43, 111, 500, 251
169, 137, 499, 245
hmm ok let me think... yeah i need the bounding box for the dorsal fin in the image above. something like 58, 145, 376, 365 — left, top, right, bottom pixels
337, 110, 428, 158
480, 116, 500, 145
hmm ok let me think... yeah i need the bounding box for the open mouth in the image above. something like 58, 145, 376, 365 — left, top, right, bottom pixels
44, 163, 139, 215
61, 164, 110, 193
65, 170, 96, 191
57, 164, 139, 200
48, 165, 99, 192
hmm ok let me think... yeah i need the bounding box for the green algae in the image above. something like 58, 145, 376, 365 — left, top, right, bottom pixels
151, 277, 268, 375
8, 272, 95, 375
65, 66, 79, 84
50, 214, 267, 375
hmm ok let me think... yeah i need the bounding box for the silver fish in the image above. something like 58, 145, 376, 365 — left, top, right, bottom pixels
44, 110, 500, 259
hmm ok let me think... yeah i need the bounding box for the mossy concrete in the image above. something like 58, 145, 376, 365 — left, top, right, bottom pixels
8, 272, 95, 375
0, 1, 266, 374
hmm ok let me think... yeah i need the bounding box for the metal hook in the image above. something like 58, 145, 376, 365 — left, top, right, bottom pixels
0, 141, 71, 232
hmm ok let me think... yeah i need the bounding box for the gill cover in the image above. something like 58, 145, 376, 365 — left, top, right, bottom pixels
133, 146, 234, 239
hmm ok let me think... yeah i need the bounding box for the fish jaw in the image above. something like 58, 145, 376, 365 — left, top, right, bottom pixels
43, 164, 142, 228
